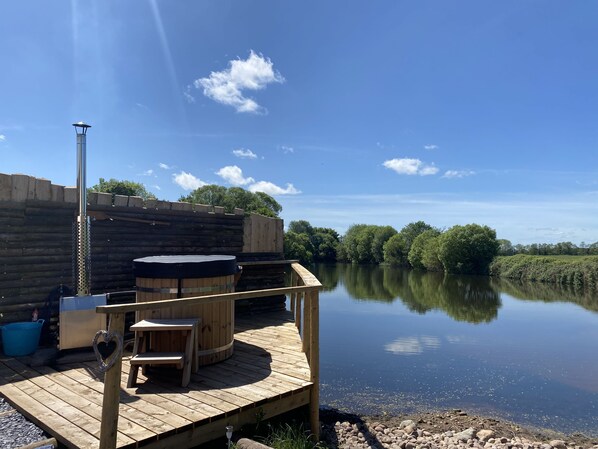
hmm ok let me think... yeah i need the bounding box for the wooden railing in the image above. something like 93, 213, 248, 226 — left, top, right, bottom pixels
95, 263, 322, 449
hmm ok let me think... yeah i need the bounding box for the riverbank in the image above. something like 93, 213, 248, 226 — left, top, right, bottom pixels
490, 255, 598, 291
320, 408, 598, 449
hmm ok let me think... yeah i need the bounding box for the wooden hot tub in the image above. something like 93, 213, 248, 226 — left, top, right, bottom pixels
133, 255, 238, 366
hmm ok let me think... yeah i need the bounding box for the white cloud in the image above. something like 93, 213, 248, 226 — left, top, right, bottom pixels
233, 148, 257, 159
153, 185, 161, 191
216, 165, 255, 186
424, 144, 439, 150
194, 50, 284, 114
281, 145, 294, 154
0, 134, 6, 141
383, 158, 439, 176
183, 86, 196, 104
249, 181, 300, 196
443, 170, 476, 179
159, 162, 173, 170
139, 169, 154, 176
172, 171, 207, 190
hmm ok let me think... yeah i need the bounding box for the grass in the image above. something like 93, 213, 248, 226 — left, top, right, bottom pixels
261, 423, 327, 449
490, 254, 598, 290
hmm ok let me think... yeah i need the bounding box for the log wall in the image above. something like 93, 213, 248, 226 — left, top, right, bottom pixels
0, 173, 285, 333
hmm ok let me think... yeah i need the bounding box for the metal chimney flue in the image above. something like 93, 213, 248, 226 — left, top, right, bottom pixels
73, 121, 92, 297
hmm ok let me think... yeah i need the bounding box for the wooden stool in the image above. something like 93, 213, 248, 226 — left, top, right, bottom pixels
128, 318, 199, 388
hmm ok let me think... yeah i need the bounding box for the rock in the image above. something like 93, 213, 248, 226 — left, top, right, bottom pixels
405, 442, 417, 449
550, 441, 567, 449
477, 430, 496, 442
400, 420, 417, 429
404, 425, 416, 435
455, 428, 476, 442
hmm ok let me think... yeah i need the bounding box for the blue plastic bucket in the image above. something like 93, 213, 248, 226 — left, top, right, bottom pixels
0, 319, 44, 356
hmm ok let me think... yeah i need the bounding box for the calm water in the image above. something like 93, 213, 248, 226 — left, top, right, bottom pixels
309, 263, 598, 436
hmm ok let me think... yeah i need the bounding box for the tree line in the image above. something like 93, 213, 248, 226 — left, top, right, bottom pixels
284, 220, 500, 275
88, 180, 597, 276
89, 179, 282, 217
497, 240, 598, 256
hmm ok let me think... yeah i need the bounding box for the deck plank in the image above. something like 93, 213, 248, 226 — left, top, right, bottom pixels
0, 310, 314, 449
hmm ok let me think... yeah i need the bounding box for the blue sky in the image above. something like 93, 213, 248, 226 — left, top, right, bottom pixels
1, 1, 597, 244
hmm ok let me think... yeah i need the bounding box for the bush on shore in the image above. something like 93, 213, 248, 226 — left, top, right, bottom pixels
489, 254, 598, 290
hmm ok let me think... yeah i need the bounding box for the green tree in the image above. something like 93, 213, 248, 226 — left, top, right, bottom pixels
383, 234, 409, 266
421, 235, 443, 272
311, 228, 340, 262
285, 221, 340, 263
408, 229, 441, 270
89, 178, 157, 201
283, 231, 313, 265
497, 239, 515, 256
371, 226, 398, 264
438, 224, 499, 274
179, 185, 281, 217
288, 220, 314, 235
384, 221, 435, 267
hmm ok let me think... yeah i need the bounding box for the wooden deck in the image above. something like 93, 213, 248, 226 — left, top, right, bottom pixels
0, 311, 313, 449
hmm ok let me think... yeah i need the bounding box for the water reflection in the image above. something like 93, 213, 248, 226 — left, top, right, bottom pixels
314, 263, 598, 436
312, 264, 501, 323
384, 335, 441, 355
492, 277, 598, 313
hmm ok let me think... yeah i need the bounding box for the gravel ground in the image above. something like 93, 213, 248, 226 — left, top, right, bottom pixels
321, 409, 598, 449
0, 397, 50, 449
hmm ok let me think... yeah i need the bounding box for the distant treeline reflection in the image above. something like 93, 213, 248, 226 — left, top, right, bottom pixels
311, 263, 598, 323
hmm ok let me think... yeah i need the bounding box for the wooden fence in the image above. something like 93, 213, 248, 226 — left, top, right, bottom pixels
0, 173, 284, 328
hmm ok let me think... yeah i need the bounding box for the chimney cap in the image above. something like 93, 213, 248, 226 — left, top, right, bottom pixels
72, 122, 91, 134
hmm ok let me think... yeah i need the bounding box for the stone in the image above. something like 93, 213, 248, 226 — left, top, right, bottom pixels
404, 425, 416, 435
477, 430, 496, 442
455, 428, 476, 442
400, 420, 417, 429
550, 441, 566, 449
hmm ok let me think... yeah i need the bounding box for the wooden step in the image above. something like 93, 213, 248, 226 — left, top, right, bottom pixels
130, 352, 185, 366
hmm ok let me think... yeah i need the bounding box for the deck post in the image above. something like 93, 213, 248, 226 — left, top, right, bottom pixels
308, 290, 320, 441
295, 292, 302, 332
302, 292, 311, 358
99, 312, 125, 449
290, 270, 296, 311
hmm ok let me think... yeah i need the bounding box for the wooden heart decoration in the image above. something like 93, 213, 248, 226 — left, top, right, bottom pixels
93, 330, 123, 373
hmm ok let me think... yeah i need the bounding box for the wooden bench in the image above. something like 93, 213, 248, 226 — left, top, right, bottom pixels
128, 318, 199, 388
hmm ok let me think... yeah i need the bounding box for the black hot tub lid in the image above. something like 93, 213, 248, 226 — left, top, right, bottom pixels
133, 255, 238, 278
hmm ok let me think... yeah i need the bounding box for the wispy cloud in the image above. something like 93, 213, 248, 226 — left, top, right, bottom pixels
383, 158, 439, 176
281, 145, 294, 154
249, 181, 300, 196
193, 50, 284, 114
0, 134, 5, 142
233, 148, 257, 159
159, 162, 173, 170
183, 85, 195, 104
139, 169, 155, 177
172, 171, 207, 190
424, 144, 438, 150
216, 165, 255, 186
443, 170, 475, 179
153, 185, 161, 191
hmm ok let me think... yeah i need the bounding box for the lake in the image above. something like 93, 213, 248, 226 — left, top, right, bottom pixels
310, 263, 598, 436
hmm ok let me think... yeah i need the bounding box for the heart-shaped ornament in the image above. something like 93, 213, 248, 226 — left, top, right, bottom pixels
93, 330, 123, 373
